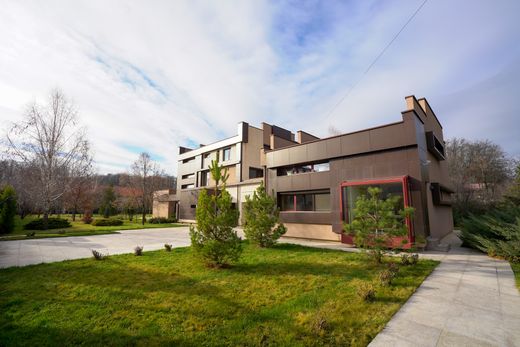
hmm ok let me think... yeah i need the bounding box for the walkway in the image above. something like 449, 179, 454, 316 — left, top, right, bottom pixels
0, 227, 191, 268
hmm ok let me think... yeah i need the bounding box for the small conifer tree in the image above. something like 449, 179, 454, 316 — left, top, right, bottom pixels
243, 183, 286, 247
190, 160, 242, 267
0, 185, 17, 234
343, 187, 414, 263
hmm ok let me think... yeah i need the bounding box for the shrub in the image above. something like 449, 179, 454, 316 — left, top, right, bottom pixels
24, 217, 71, 230
242, 183, 286, 247
134, 246, 143, 256
343, 187, 414, 264
387, 262, 400, 274
357, 282, 376, 302
92, 249, 108, 260
83, 211, 93, 224
0, 185, 17, 234
190, 160, 242, 268
379, 269, 396, 286
410, 253, 419, 265
461, 205, 520, 263
164, 244, 172, 252
148, 217, 177, 224
91, 218, 124, 226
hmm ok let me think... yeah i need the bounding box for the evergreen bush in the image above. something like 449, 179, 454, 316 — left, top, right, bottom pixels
190, 160, 242, 267
0, 185, 17, 234
91, 218, 124, 226
461, 204, 520, 263
242, 183, 286, 247
343, 187, 414, 263
148, 217, 177, 224
24, 217, 71, 230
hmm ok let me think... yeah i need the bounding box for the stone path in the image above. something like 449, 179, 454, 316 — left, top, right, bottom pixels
368, 245, 520, 346
1, 229, 518, 346
0, 227, 191, 268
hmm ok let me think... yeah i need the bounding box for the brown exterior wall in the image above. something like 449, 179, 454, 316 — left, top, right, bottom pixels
265, 95, 454, 243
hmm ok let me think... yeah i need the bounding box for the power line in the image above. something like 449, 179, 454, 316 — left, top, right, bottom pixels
324, 0, 429, 122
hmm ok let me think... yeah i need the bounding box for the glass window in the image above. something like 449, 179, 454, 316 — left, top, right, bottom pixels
343, 182, 404, 222
276, 161, 329, 176
222, 147, 231, 161
295, 193, 313, 211
313, 162, 330, 172
249, 167, 263, 179
279, 194, 294, 211
314, 193, 331, 211
200, 171, 209, 187
181, 184, 195, 189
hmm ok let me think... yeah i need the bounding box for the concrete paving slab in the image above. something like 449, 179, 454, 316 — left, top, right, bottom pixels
0, 227, 192, 268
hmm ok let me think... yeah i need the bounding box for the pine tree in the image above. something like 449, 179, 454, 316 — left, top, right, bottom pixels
100, 185, 117, 218
0, 185, 17, 234
243, 183, 286, 247
343, 187, 414, 263
189, 160, 242, 267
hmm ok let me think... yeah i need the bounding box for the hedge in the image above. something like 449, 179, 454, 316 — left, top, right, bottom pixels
91, 218, 124, 226
24, 218, 71, 230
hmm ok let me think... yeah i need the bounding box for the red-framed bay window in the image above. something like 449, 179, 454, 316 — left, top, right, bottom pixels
339, 176, 414, 247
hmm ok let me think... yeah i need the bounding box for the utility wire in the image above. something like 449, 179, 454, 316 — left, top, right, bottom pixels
324, 0, 429, 122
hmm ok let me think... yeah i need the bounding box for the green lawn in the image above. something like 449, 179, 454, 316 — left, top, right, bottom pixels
0, 215, 184, 241
512, 263, 520, 290
0, 243, 438, 346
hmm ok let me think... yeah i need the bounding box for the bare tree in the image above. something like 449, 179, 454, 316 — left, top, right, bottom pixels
328, 125, 342, 136
129, 152, 164, 225
446, 138, 513, 221
6, 89, 93, 228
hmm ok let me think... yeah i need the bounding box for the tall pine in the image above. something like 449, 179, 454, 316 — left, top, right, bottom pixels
189, 160, 241, 267
243, 183, 286, 247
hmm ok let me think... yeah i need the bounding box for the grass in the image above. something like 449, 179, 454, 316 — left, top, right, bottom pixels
0, 215, 184, 241
0, 243, 438, 346
511, 263, 520, 290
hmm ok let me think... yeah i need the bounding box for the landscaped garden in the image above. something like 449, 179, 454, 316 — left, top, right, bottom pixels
0, 243, 438, 346
0, 214, 183, 241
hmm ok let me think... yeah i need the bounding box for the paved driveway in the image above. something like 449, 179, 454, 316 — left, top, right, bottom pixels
0, 227, 191, 268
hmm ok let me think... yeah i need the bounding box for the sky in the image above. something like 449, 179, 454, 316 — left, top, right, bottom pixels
0, 0, 519, 175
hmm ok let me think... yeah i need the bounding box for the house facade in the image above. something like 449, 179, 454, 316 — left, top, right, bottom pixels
153, 95, 454, 245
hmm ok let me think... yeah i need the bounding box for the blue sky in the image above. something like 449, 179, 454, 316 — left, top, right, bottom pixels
0, 0, 519, 174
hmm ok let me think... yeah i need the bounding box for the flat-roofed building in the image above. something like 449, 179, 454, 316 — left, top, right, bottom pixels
154, 95, 453, 247
175, 122, 298, 222
264, 95, 453, 246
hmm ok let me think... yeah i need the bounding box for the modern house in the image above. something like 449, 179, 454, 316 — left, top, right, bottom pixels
153, 95, 454, 246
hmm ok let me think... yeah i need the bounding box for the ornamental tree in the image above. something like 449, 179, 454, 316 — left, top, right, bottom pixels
190, 159, 241, 267
343, 187, 414, 263
243, 183, 286, 247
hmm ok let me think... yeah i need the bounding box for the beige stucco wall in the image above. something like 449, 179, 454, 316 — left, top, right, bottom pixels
242, 126, 264, 181
153, 201, 173, 218
283, 223, 340, 241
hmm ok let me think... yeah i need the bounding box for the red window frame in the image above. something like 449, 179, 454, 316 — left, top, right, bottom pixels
339, 176, 414, 246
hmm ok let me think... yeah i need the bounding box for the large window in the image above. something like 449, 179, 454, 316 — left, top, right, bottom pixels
279, 190, 330, 212
277, 161, 329, 176
341, 178, 408, 224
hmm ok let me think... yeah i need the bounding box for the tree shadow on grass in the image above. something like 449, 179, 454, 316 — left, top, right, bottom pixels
0, 323, 198, 347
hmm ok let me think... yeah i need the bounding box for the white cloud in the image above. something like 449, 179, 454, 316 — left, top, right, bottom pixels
1, 0, 519, 175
